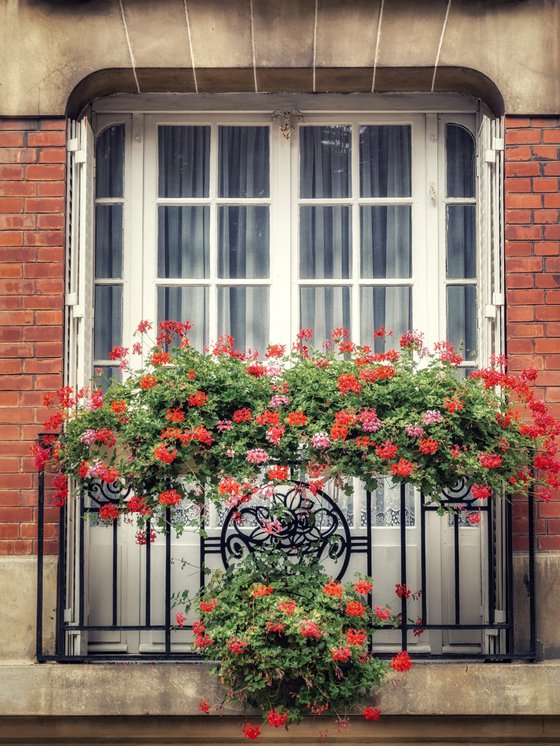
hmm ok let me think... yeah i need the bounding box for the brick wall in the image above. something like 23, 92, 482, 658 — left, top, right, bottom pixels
505, 115, 560, 551
0, 118, 65, 555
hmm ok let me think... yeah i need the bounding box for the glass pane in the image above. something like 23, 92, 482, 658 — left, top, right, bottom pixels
96, 125, 124, 199
360, 286, 411, 351
360, 206, 411, 279
95, 205, 123, 279
447, 285, 477, 361
218, 286, 269, 353
158, 206, 209, 279
158, 286, 208, 352
447, 205, 476, 279
93, 366, 122, 391
158, 126, 210, 198
361, 480, 415, 527
94, 285, 122, 359
359, 125, 411, 198
218, 206, 269, 279
219, 127, 269, 198
300, 206, 351, 279
446, 124, 475, 198
300, 286, 351, 347
300, 126, 351, 199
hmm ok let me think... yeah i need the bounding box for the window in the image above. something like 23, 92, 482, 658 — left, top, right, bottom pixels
61, 97, 506, 658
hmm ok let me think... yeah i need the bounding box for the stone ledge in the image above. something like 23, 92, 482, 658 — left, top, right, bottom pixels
1, 661, 560, 717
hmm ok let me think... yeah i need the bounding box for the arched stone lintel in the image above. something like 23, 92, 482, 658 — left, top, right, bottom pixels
67, 66, 504, 118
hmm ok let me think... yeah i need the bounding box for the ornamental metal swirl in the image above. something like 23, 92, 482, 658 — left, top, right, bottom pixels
440, 477, 475, 504
220, 482, 352, 580
86, 480, 131, 506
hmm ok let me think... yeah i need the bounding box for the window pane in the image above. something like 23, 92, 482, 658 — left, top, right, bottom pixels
158, 206, 209, 279
96, 125, 124, 199
360, 206, 411, 279
158, 286, 208, 352
360, 286, 411, 350
300, 286, 351, 346
446, 124, 475, 198
95, 205, 123, 279
218, 206, 269, 279
158, 126, 210, 198
359, 125, 411, 198
218, 287, 269, 353
93, 366, 122, 391
447, 285, 477, 361
94, 285, 122, 359
368, 480, 415, 527
300, 126, 351, 199
219, 127, 269, 198
447, 205, 476, 279
300, 206, 351, 279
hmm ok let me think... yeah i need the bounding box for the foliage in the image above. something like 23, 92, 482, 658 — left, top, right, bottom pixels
35, 321, 560, 534
184, 547, 405, 734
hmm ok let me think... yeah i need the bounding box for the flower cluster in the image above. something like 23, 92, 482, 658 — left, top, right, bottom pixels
36, 321, 560, 534
178, 549, 404, 737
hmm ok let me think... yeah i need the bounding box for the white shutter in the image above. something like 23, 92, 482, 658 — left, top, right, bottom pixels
478, 113, 505, 366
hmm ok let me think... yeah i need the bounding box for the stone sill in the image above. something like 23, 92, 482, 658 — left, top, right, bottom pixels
1, 661, 559, 717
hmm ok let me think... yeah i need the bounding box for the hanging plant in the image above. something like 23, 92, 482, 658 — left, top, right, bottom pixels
176, 547, 408, 738
34, 320, 560, 535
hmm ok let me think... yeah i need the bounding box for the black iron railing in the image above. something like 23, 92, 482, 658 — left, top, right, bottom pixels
36, 448, 538, 663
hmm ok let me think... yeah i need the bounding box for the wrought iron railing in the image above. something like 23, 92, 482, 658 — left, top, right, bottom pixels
36, 447, 537, 663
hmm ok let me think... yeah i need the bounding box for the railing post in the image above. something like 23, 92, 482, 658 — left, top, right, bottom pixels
36, 456, 45, 661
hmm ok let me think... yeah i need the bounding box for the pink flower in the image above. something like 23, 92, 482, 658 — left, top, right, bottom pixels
374, 604, 392, 621
405, 424, 425, 438
175, 611, 186, 627
246, 448, 269, 464
311, 432, 331, 449
357, 408, 381, 432
467, 512, 481, 525
80, 429, 97, 446
262, 519, 283, 535
269, 395, 290, 408
422, 410, 442, 425
217, 419, 233, 432
137, 320, 153, 334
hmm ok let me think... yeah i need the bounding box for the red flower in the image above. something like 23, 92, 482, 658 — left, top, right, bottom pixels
375, 441, 398, 460
353, 579, 372, 595
267, 465, 289, 482
150, 350, 170, 366
227, 637, 248, 654
153, 443, 177, 464
256, 409, 280, 426
419, 438, 439, 455
391, 458, 416, 477
479, 453, 503, 469
247, 362, 266, 377
391, 650, 412, 672
166, 408, 185, 423
337, 373, 362, 395
266, 344, 286, 358
99, 503, 121, 522
363, 706, 381, 721
346, 628, 367, 646
233, 408, 252, 423
345, 601, 366, 617
266, 620, 286, 633
251, 584, 273, 598
467, 512, 481, 525
330, 423, 348, 440
395, 583, 411, 599
159, 489, 181, 506
286, 411, 307, 426
277, 599, 297, 616
175, 612, 186, 627
331, 646, 352, 662
323, 581, 344, 598
189, 390, 208, 407
471, 484, 492, 500
299, 620, 323, 639
111, 400, 127, 414
193, 633, 213, 648
241, 723, 261, 740
109, 346, 129, 361
199, 598, 218, 613
198, 699, 210, 715
139, 374, 157, 389
192, 620, 205, 634
266, 709, 288, 728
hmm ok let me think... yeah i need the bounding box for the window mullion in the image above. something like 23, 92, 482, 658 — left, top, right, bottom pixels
351, 118, 360, 344
208, 123, 218, 343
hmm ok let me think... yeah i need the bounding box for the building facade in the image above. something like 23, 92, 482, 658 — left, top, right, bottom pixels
1, 0, 560, 743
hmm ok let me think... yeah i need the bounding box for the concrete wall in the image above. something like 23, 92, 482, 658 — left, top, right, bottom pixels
0, 0, 559, 117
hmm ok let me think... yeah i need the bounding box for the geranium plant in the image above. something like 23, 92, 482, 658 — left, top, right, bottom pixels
35, 321, 560, 534
177, 547, 408, 738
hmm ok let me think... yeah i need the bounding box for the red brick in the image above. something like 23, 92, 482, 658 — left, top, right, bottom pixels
538, 536, 560, 550
543, 130, 560, 143
34, 310, 62, 325
530, 118, 560, 128
506, 257, 543, 273
23, 231, 64, 248
507, 306, 535, 321
0, 296, 22, 310
27, 131, 65, 147
504, 241, 532, 257
505, 146, 532, 161
38, 149, 65, 164
24, 197, 64, 213
26, 164, 65, 181
543, 163, 560, 176
532, 145, 559, 160
536, 274, 560, 288
24, 262, 63, 279
505, 209, 532, 223
544, 194, 560, 208
0, 231, 23, 247
0, 181, 36, 197
546, 258, 560, 272
505, 225, 542, 240
545, 356, 560, 370
507, 323, 544, 338
535, 242, 559, 256
507, 274, 533, 289
35, 341, 63, 358
0, 265, 22, 279
534, 209, 559, 224
23, 358, 62, 374
0, 165, 24, 180
0, 197, 24, 213
40, 120, 66, 131
0, 525, 20, 540
34, 278, 63, 294
505, 118, 532, 128
0, 133, 25, 147
37, 182, 65, 197
535, 339, 560, 353
0, 214, 36, 230
0, 360, 22, 374
505, 162, 540, 177
38, 214, 64, 229
0, 328, 23, 343
545, 225, 560, 239
505, 193, 542, 209
533, 177, 559, 192
37, 247, 64, 262
507, 339, 534, 354
0, 279, 35, 295
536, 306, 560, 320
0, 148, 37, 164
506, 129, 541, 145
505, 178, 532, 193
23, 327, 61, 343
22, 295, 60, 310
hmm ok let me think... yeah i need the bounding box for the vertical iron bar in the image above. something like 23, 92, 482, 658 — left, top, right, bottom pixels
454, 513, 460, 625
112, 518, 118, 627
56, 497, 67, 657
165, 507, 171, 656
505, 493, 514, 655
36, 465, 45, 660
400, 483, 408, 651
145, 519, 151, 627
199, 508, 206, 591
366, 490, 373, 654
420, 493, 427, 626
528, 485, 537, 658
78, 490, 85, 630
487, 497, 495, 629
